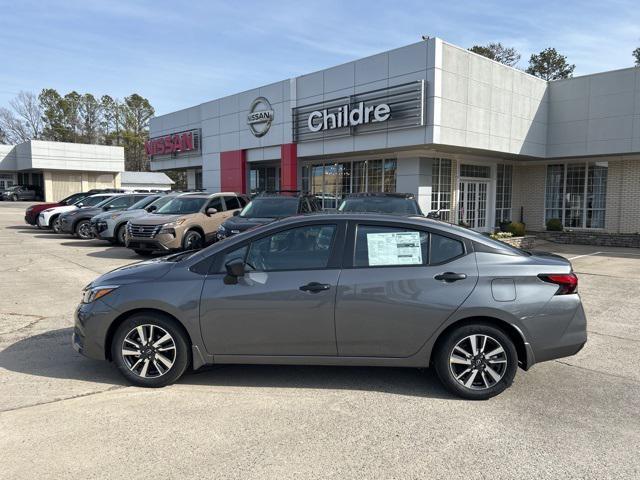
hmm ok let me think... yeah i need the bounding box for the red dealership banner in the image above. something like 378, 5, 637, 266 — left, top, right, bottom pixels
145, 129, 200, 157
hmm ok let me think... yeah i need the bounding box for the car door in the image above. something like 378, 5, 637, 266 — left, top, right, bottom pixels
199, 221, 345, 356
335, 221, 478, 358
199, 196, 227, 242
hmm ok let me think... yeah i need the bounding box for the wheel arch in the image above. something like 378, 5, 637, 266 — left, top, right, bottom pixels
104, 308, 194, 364
430, 316, 532, 370
48, 213, 60, 227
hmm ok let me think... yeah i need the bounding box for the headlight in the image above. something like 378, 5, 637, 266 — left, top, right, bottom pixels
82, 285, 119, 304
160, 219, 185, 233
217, 225, 227, 233
110, 213, 121, 220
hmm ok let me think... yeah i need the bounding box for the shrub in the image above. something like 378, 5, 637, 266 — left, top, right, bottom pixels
507, 222, 526, 236
490, 231, 513, 240
546, 218, 563, 231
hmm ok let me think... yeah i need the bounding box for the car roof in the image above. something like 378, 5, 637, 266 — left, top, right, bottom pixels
343, 192, 416, 199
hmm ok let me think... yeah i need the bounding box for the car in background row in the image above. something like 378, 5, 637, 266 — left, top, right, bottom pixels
338, 192, 423, 216
216, 192, 321, 241
1, 185, 41, 201
125, 192, 249, 255
74, 213, 586, 399
38, 193, 120, 232
90, 193, 202, 245
24, 189, 127, 226
59, 193, 152, 239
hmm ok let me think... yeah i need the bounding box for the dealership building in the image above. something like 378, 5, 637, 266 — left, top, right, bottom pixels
0, 140, 174, 200
147, 37, 640, 235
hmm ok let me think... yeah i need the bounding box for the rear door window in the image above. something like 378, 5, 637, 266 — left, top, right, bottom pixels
354, 225, 429, 267
208, 197, 224, 212
224, 196, 241, 210
430, 233, 465, 264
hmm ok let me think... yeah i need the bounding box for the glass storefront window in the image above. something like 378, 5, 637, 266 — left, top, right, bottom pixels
495, 164, 513, 226
545, 162, 607, 229
431, 158, 452, 221
301, 158, 397, 209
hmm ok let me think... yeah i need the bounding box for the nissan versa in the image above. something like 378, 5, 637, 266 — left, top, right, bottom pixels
74, 214, 586, 400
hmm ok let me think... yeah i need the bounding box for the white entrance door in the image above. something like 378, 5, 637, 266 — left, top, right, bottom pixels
458, 181, 490, 232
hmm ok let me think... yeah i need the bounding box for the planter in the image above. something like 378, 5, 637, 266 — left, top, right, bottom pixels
495, 235, 535, 249
534, 231, 640, 248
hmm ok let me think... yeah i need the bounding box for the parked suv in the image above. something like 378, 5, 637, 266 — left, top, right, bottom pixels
1, 185, 40, 201
338, 192, 423, 215
126, 192, 249, 255
216, 192, 321, 241
38, 193, 118, 232
59, 193, 152, 239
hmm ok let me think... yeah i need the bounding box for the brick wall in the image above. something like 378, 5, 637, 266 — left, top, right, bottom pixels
512, 164, 545, 230
536, 231, 640, 248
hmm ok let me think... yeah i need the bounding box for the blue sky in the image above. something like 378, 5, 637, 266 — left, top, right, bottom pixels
1, 0, 638, 115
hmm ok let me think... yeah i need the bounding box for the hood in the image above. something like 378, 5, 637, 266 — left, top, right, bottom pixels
93, 258, 176, 287
223, 216, 273, 232
131, 214, 185, 226
27, 202, 60, 213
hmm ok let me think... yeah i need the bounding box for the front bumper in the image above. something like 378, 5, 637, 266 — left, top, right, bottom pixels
126, 225, 181, 252
90, 220, 113, 240
37, 213, 48, 228
59, 216, 75, 233
73, 299, 119, 361
25, 212, 37, 225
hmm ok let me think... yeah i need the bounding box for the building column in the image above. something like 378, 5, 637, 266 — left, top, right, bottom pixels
220, 150, 247, 193
280, 143, 297, 191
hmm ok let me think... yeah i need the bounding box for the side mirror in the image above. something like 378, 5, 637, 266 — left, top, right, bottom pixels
206, 207, 218, 216
224, 258, 246, 285
233, 210, 240, 216
146, 205, 157, 213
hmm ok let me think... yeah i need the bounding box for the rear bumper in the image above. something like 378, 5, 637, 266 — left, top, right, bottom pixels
527, 297, 588, 366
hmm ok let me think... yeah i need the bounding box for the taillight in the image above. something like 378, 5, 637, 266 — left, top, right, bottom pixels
538, 273, 578, 295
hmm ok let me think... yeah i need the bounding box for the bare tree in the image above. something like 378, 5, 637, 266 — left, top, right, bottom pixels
0, 107, 30, 144
0, 91, 43, 144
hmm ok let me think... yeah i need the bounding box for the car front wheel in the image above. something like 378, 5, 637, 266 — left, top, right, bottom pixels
75, 220, 92, 239
434, 324, 518, 400
51, 216, 62, 233
182, 230, 203, 250
111, 313, 190, 387
115, 224, 126, 245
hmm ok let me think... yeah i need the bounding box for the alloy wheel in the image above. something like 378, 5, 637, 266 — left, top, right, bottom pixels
449, 334, 508, 390
117, 225, 126, 245
121, 324, 176, 378
52, 218, 61, 233
184, 231, 203, 250
77, 221, 92, 239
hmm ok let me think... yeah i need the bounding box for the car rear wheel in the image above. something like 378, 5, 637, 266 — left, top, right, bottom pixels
434, 324, 517, 400
111, 313, 190, 387
51, 216, 62, 233
182, 230, 203, 250
75, 220, 92, 239
115, 224, 126, 245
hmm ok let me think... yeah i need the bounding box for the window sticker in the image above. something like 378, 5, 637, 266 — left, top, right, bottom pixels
366, 231, 422, 266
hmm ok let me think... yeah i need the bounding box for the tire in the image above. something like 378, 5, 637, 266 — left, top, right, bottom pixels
134, 249, 154, 257
75, 219, 92, 239
111, 312, 190, 388
51, 215, 62, 233
433, 323, 518, 400
182, 229, 204, 250
11, 195, 18, 202
115, 224, 126, 246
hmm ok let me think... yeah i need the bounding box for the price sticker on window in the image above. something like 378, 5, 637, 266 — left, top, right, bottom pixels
366, 231, 423, 266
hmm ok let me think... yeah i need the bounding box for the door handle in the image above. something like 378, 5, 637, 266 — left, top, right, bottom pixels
299, 282, 331, 293
434, 272, 467, 282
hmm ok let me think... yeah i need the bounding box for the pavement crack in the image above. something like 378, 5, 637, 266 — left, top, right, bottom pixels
554, 360, 639, 384
0, 385, 128, 414
0, 312, 48, 336
586, 329, 639, 343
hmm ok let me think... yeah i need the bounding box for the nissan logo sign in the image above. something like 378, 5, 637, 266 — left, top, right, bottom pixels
247, 97, 274, 137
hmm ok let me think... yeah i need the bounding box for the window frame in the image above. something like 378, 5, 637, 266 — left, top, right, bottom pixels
209, 219, 348, 274
342, 220, 470, 270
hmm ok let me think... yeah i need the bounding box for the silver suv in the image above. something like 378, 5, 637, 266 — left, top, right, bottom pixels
73, 214, 586, 400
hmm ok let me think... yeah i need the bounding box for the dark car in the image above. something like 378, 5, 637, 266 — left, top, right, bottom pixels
74, 213, 586, 400
59, 194, 152, 239
216, 192, 320, 241
1, 185, 41, 201
338, 192, 423, 215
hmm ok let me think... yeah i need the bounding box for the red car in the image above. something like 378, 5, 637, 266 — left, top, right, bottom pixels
24, 192, 88, 227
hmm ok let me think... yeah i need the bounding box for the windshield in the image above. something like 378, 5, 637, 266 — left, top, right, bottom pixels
146, 195, 177, 211
127, 195, 159, 211
156, 197, 207, 215
338, 197, 420, 215
239, 197, 299, 218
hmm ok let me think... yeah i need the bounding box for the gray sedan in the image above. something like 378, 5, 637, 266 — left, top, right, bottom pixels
73, 214, 586, 400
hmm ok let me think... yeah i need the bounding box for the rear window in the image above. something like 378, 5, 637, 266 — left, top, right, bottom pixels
339, 197, 420, 215
430, 234, 465, 264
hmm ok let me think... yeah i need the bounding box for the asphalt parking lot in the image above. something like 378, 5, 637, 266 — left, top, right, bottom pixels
0, 201, 639, 479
